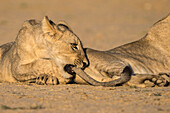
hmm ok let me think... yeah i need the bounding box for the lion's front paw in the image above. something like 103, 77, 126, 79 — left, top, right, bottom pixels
36, 74, 59, 85
127, 74, 169, 88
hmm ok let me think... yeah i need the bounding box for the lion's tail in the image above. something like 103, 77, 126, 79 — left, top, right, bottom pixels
73, 66, 132, 87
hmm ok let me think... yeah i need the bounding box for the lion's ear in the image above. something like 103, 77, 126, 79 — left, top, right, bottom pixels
42, 16, 56, 35
57, 21, 69, 27
57, 21, 72, 32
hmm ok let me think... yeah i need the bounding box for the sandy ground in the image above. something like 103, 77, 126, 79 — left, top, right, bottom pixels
0, 0, 170, 113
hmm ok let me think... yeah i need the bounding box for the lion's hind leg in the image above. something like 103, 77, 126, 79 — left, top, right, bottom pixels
126, 73, 169, 88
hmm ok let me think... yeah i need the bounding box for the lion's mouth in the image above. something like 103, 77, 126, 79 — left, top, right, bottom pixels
64, 64, 76, 75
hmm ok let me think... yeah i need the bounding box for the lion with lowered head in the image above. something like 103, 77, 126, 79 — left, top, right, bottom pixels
0, 16, 134, 86
0, 16, 87, 85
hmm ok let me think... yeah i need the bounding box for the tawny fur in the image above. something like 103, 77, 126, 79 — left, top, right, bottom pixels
74, 14, 170, 87
0, 16, 87, 85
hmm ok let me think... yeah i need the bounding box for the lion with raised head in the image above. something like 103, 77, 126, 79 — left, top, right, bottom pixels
0, 16, 87, 85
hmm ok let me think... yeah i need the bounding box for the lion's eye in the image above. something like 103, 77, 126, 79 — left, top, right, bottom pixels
71, 43, 78, 50
47, 32, 56, 38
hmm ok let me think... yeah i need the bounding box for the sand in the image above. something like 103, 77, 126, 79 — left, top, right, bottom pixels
0, 0, 170, 113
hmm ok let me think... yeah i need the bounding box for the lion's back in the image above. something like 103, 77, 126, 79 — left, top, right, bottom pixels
0, 42, 14, 60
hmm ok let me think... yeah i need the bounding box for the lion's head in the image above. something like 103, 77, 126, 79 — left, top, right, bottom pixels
42, 16, 88, 79
17, 16, 87, 80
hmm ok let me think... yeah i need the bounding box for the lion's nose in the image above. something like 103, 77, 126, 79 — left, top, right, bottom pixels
82, 58, 89, 68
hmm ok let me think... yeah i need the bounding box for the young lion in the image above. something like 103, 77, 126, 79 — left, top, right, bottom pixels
0, 16, 87, 85
73, 14, 170, 87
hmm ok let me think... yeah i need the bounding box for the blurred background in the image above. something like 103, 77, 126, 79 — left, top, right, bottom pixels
0, 0, 169, 50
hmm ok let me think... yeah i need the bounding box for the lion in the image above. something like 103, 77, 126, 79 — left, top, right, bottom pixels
72, 14, 170, 87
0, 16, 88, 85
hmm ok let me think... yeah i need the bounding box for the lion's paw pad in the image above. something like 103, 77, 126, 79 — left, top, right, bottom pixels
36, 75, 59, 85
128, 74, 169, 88
144, 75, 168, 87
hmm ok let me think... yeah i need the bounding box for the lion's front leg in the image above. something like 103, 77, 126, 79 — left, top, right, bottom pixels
11, 59, 62, 85
126, 73, 169, 88
35, 74, 59, 85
